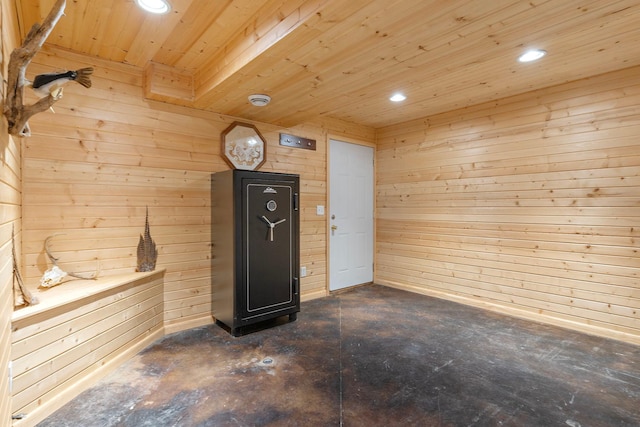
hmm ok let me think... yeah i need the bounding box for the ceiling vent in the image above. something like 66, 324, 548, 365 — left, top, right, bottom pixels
248, 94, 271, 107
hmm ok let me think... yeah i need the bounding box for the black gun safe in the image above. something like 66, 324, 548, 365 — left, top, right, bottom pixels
211, 170, 300, 336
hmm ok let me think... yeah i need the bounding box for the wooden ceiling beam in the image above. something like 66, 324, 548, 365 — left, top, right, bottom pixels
171, 0, 262, 71
143, 62, 194, 104
150, 0, 236, 68
191, 0, 331, 109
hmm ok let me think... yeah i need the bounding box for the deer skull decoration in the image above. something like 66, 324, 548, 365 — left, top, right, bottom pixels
40, 234, 100, 288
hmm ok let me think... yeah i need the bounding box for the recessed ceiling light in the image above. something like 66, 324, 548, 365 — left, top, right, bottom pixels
136, 0, 171, 14
518, 49, 547, 63
390, 93, 406, 102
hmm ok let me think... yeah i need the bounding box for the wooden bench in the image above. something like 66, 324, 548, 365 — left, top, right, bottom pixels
11, 270, 165, 427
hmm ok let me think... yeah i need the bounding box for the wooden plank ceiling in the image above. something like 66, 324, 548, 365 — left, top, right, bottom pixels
15, 0, 640, 129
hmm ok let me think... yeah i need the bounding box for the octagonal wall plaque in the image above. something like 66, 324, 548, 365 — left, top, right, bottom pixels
221, 122, 267, 171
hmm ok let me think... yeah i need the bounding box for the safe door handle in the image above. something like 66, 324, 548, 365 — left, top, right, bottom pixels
261, 216, 287, 241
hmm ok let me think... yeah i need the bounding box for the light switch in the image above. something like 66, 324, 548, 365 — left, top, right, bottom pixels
316, 205, 325, 215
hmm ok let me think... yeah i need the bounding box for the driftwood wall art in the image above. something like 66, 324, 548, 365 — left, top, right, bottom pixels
12, 226, 38, 307
3, 0, 93, 137
3, 0, 65, 136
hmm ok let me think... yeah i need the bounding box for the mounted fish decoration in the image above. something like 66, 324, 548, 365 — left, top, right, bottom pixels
137, 208, 158, 272
31, 67, 93, 99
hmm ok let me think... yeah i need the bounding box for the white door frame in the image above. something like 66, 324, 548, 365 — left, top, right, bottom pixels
327, 136, 375, 292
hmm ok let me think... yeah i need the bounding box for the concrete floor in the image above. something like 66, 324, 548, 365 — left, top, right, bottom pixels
38, 285, 640, 426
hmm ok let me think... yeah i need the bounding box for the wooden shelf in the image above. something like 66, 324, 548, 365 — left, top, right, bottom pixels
12, 269, 165, 325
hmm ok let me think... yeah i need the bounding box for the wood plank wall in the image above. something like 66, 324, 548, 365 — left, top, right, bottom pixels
0, 119, 19, 427
376, 66, 640, 344
21, 46, 373, 332
2, 0, 22, 424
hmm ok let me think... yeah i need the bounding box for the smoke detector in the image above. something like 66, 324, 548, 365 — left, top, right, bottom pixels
248, 94, 271, 107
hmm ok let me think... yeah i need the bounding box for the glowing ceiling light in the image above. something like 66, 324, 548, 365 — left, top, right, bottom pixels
136, 0, 171, 14
390, 93, 406, 102
518, 49, 547, 63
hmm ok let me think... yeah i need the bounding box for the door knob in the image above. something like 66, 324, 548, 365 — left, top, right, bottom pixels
331, 225, 337, 231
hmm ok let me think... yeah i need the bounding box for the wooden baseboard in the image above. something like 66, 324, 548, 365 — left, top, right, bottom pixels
379, 280, 640, 347
301, 288, 327, 302
163, 314, 214, 335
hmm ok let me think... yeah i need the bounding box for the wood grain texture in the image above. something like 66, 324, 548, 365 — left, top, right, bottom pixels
375, 65, 640, 344
0, 150, 10, 420
15, 0, 640, 129
1, 0, 24, 423
20, 45, 373, 333
0, 140, 17, 426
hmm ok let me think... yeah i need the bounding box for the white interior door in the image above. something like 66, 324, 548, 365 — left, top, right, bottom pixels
329, 139, 374, 291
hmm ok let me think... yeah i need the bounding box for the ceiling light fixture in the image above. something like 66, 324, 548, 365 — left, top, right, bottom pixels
248, 94, 271, 107
136, 0, 171, 14
390, 93, 406, 102
518, 49, 547, 63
